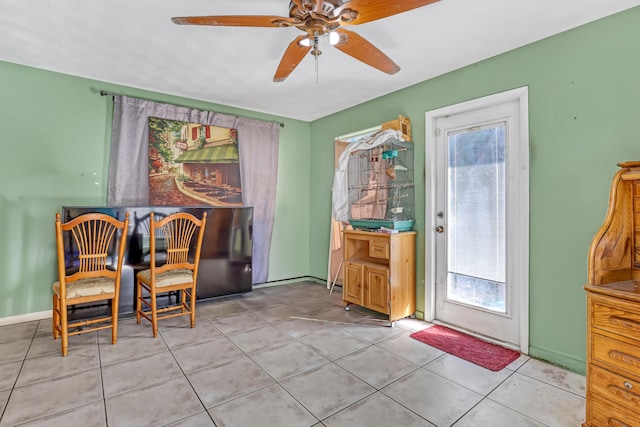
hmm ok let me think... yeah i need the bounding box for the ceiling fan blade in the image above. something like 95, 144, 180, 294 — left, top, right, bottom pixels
334, 28, 400, 75
274, 35, 312, 82
171, 15, 296, 28
337, 0, 440, 26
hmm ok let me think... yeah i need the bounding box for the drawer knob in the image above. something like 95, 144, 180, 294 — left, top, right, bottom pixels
609, 316, 640, 332
609, 350, 640, 369
624, 381, 634, 389
608, 418, 630, 427
607, 385, 640, 404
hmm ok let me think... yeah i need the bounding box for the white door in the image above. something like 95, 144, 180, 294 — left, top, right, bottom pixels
425, 88, 529, 351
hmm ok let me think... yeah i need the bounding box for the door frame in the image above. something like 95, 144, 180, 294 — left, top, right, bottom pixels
424, 87, 530, 353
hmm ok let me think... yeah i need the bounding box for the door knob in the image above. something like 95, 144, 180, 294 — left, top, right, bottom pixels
435, 226, 444, 233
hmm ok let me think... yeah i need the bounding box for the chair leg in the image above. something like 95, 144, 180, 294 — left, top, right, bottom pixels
60, 301, 69, 357
111, 297, 119, 345
135, 280, 140, 324
52, 294, 60, 339
151, 287, 158, 338
190, 286, 196, 329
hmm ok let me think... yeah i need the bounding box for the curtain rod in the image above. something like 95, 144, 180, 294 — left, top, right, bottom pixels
99, 90, 285, 128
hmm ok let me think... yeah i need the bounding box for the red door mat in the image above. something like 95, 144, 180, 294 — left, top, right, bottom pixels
410, 325, 520, 371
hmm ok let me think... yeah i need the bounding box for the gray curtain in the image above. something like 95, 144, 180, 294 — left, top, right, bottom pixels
107, 95, 279, 284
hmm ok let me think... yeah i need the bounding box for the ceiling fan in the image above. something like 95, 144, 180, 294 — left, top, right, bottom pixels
171, 0, 440, 82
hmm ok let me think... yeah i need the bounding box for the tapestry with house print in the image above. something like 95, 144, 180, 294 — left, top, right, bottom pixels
148, 117, 242, 206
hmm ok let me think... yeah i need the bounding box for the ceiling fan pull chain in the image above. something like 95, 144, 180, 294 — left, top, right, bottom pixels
312, 31, 320, 85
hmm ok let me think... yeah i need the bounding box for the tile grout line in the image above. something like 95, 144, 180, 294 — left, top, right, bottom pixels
0, 323, 39, 425
97, 328, 109, 427
512, 360, 587, 399
157, 319, 217, 427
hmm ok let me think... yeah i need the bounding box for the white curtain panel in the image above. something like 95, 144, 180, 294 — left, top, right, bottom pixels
107, 95, 279, 283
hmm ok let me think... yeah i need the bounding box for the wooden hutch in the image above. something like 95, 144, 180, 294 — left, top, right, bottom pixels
584, 161, 640, 426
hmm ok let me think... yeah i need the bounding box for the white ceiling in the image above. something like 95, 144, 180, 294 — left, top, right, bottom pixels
1, 0, 639, 121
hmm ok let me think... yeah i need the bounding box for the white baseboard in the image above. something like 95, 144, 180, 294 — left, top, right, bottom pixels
0, 310, 52, 327
528, 345, 586, 375
254, 276, 325, 288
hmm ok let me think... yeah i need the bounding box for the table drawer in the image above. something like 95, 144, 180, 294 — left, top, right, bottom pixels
590, 364, 640, 413
369, 240, 390, 260
588, 393, 640, 427
591, 300, 640, 341
592, 333, 640, 379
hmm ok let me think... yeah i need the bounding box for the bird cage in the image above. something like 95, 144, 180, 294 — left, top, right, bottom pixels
347, 137, 415, 231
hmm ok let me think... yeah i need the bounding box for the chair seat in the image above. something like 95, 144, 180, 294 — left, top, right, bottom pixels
137, 268, 194, 288
53, 277, 116, 299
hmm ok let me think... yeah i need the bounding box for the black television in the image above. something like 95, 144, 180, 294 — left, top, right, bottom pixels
62, 205, 253, 316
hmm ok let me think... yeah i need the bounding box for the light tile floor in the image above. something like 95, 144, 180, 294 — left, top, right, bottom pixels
0, 281, 586, 426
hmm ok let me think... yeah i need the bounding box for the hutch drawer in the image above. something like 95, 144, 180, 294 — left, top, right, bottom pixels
591, 297, 640, 342
591, 333, 640, 379
589, 364, 640, 414
587, 393, 640, 427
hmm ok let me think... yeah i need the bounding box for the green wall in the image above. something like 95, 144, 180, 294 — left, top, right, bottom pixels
3, 6, 640, 373
0, 62, 312, 319
309, 6, 640, 372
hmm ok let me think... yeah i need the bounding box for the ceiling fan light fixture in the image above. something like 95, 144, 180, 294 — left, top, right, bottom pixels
329, 31, 340, 45
299, 37, 312, 47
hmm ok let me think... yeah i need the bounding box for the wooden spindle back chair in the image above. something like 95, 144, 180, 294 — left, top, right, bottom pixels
136, 211, 207, 337
53, 212, 129, 356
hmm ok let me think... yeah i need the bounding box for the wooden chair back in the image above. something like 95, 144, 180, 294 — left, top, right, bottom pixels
55, 212, 129, 297
149, 212, 207, 277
